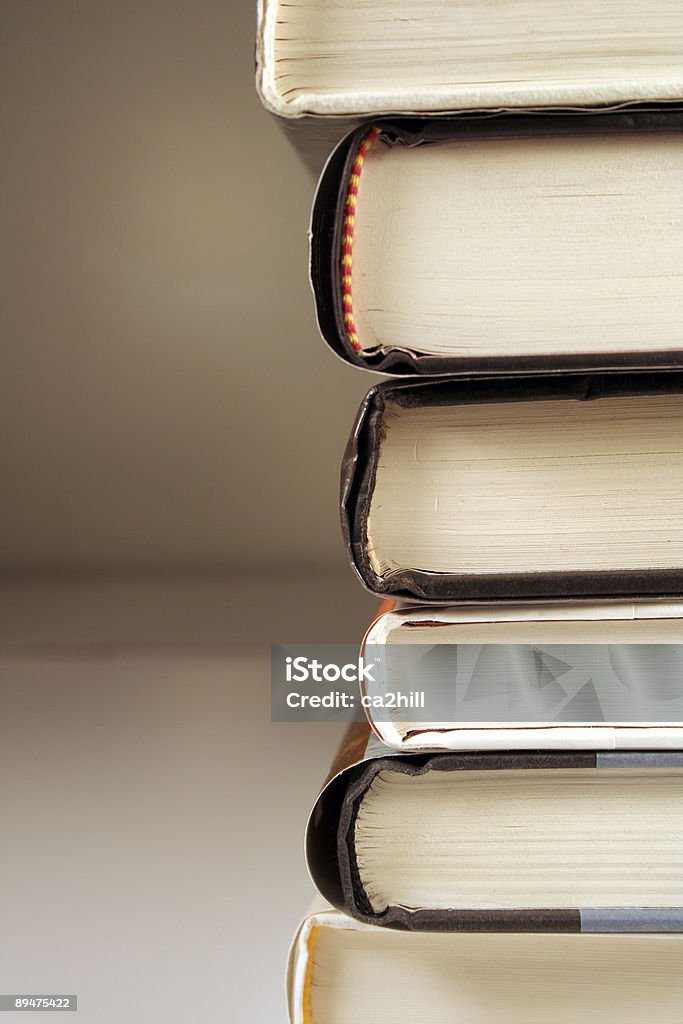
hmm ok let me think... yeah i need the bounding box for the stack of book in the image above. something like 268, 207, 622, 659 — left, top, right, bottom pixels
257, 3, 683, 1021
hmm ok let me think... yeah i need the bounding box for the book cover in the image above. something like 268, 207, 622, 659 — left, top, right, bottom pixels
312, 111, 683, 374
288, 903, 683, 1024
341, 372, 683, 602
362, 601, 683, 750
305, 724, 683, 931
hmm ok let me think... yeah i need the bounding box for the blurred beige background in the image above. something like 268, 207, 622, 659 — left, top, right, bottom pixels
0, 2, 378, 1022
1, 0, 377, 571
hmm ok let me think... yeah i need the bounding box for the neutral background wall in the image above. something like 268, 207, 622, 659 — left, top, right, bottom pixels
0, 3, 379, 1022
0, 0, 378, 573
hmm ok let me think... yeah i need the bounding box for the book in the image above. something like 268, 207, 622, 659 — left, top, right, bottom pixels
341, 372, 683, 603
362, 601, 683, 751
305, 724, 683, 931
289, 903, 683, 1024
312, 111, 683, 374
257, 0, 683, 162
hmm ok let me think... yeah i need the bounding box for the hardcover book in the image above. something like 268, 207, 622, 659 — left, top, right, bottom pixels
305, 724, 683, 932
342, 372, 683, 603
289, 904, 683, 1024
312, 111, 683, 374
362, 601, 683, 751
257, 0, 683, 171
